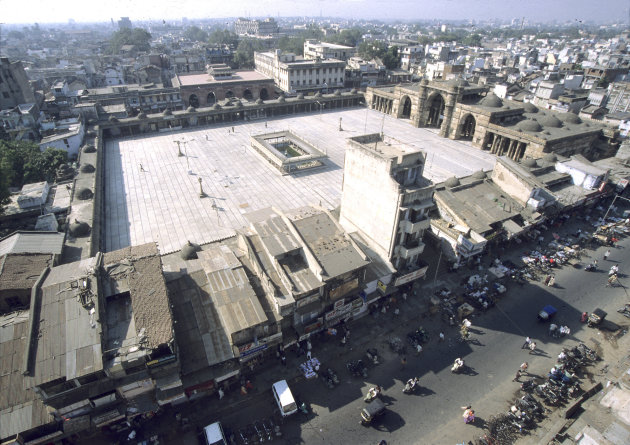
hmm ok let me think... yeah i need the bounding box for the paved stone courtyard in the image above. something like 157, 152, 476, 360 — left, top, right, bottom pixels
103, 107, 496, 254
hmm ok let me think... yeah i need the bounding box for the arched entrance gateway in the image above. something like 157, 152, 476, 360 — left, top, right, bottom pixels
243, 89, 254, 101
426, 94, 445, 128
259, 88, 269, 101
401, 96, 412, 119
206, 92, 216, 106
188, 94, 199, 108
460, 114, 476, 140
225, 90, 234, 99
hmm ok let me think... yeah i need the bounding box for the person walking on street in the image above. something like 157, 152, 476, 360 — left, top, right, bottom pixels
416, 344, 423, 355
522, 336, 532, 349
529, 342, 537, 355
604, 249, 611, 260
513, 369, 523, 382
439, 332, 445, 342
547, 275, 555, 287
400, 356, 407, 370
520, 362, 529, 375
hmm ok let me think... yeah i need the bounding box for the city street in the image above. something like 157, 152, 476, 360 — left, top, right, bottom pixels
212, 216, 630, 445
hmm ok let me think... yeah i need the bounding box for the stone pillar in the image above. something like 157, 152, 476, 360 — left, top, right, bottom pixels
415, 81, 429, 127
439, 93, 456, 138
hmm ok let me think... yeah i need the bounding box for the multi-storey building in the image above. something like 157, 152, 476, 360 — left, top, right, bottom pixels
254, 50, 346, 94
0, 57, 36, 110
234, 17, 279, 36
339, 134, 433, 288
303, 40, 354, 61
78, 83, 184, 114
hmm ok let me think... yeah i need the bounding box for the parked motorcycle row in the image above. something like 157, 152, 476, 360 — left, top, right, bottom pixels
227, 417, 282, 445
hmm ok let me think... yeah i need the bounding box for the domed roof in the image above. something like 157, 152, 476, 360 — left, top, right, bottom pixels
255, 98, 264, 104
539, 115, 562, 128
181, 241, 201, 260
234, 100, 243, 107
77, 187, 93, 200
277, 96, 286, 103
558, 113, 581, 124
162, 108, 172, 116
542, 153, 558, 163
186, 106, 196, 113
350, 88, 358, 94
69, 220, 90, 237
212, 103, 222, 110
480, 93, 503, 108
137, 112, 147, 119
517, 119, 542, 132
522, 158, 538, 168
445, 176, 460, 187
80, 163, 95, 173
83, 144, 96, 153
333, 89, 341, 96
523, 102, 538, 113
471, 170, 487, 180
297, 93, 304, 100
314, 92, 322, 98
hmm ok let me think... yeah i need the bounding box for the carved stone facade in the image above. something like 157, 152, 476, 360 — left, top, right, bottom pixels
366, 80, 618, 161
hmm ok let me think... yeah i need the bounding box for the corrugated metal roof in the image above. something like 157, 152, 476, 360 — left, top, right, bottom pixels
0, 231, 65, 256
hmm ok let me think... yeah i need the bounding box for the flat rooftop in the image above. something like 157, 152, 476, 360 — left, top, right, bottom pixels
103, 108, 496, 254
176, 70, 271, 86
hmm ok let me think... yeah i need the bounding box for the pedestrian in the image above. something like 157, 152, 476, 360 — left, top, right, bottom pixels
232, 126, 235, 132
340, 335, 347, 346
513, 369, 522, 382
522, 336, 532, 349
240, 385, 247, 395
306, 350, 312, 360
400, 356, 407, 369
439, 332, 445, 342
416, 344, 423, 355
594, 259, 598, 268
265, 121, 268, 128
218, 387, 224, 400
604, 249, 611, 260
464, 409, 475, 424
544, 274, 551, 286
281, 354, 286, 366
139, 163, 144, 172
529, 341, 537, 354
306, 340, 312, 352
547, 275, 555, 287
520, 362, 529, 375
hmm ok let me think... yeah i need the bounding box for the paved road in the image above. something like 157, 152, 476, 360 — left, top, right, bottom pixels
215, 224, 630, 445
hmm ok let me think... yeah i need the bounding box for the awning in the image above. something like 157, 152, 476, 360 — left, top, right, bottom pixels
502, 220, 525, 238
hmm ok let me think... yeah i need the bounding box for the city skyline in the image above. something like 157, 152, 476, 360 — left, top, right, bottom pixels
0, 0, 628, 25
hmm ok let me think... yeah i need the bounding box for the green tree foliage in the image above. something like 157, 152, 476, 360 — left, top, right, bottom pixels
183, 26, 208, 42
208, 29, 239, 48
358, 40, 400, 69
324, 27, 364, 47
277, 36, 306, 56
463, 33, 482, 47
233, 38, 265, 69
108, 27, 152, 54
382, 46, 400, 70
0, 141, 68, 210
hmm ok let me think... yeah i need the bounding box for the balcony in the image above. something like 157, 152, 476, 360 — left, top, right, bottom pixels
399, 216, 430, 234
395, 238, 425, 259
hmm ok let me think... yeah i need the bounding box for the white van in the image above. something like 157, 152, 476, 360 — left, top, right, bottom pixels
202, 421, 227, 445
272, 379, 297, 417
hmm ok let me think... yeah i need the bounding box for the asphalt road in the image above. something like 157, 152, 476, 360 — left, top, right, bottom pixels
219, 225, 630, 445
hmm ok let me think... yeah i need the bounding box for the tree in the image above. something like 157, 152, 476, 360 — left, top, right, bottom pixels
233, 38, 264, 69
277, 36, 305, 56
183, 26, 208, 42
208, 29, 239, 48
382, 46, 400, 70
463, 33, 482, 47
324, 27, 364, 47
108, 27, 152, 53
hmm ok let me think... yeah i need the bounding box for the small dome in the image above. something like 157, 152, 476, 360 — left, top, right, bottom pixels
69, 220, 90, 237
277, 96, 286, 103
314, 92, 322, 98
350, 88, 358, 94
108, 116, 119, 122
517, 119, 542, 132
181, 241, 201, 260
83, 144, 96, 153
77, 187, 93, 200
234, 100, 243, 108
333, 89, 341, 96
558, 113, 581, 124
212, 103, 222, 110
137, 112, 147, 119
523, 103, 538, 113
522, 158, 538, 168
472, 170, 487, 180
445, 176, 460, 188
186, 106, 196, 113
539, 115, 562, 128
80, 163, 95, 173
297, 93, 304, 100
480, 93, 503, 108
255, 98, 264, 104
542, 153, 558, 163
162, 108, 172, 116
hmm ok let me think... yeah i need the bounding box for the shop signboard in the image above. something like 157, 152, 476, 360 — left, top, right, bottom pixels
394, 265, 428, 286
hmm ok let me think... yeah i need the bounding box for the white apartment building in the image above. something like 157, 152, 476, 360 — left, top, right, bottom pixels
254, 50, 346, 94
303, 40, 354, 61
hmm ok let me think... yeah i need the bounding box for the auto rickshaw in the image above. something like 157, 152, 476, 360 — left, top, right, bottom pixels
587, 308, 607, 327
360, 398, 386, 425
538, 305, 557, 322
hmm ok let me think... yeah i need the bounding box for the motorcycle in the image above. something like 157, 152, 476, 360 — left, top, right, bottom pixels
347, 360, 368, 378
617, 304, 630, 318
326, 368, 340, 385
451, 358, 464, 373
366, 348, 380, 365
585, 263, 596, 271
403, 377, 419, 394
364, 386, 381, 402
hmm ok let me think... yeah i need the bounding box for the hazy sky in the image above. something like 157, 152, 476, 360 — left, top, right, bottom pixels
0, 0, 627, 24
